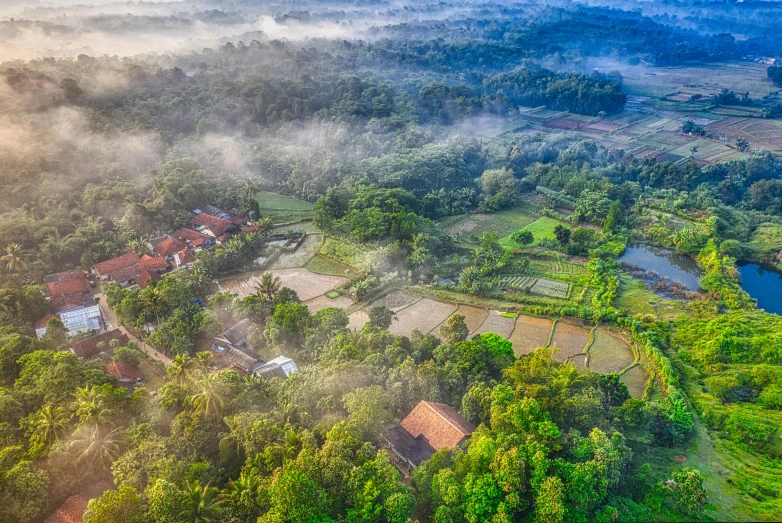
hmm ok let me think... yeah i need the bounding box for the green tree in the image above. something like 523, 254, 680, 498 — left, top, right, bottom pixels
189, 374, 228, 417
510, 229, 534, 246
368, 306, 396, 330
669, 468, 708, 519
179, 480, 225, 523
28, 405, 70, 448
1, 243, 28, 272
257, 272, 282, 300
554, 225, 571, 246
84, 485, 145, 523
438, 314, 469, 344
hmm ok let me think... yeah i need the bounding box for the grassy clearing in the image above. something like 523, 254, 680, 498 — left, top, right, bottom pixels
588, 329, 636, 374
305, 254, 361, 279
318, 237, 371, 269
501, 216, 562, 247
447, 207, 538, 240
139, 361, 166, 392
257, 191, 314, 223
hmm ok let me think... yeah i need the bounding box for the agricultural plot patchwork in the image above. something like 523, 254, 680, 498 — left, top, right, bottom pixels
443, 207, 539, 240
508, 315, 553, 356
388, 299, 457, 337
437, 305, 489, 335
549, 322, 591, 363
473, 309, 516, 338
530, 278, 570, 299
588, 329, 636, 374
268, 233, 320, 270
218, 268, 348, 301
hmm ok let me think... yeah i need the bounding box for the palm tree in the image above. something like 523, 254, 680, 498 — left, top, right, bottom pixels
255, 272, 281, 300
71, 425, 125, 471
141, 285, 164, 325
29, 406, 70, 447
73, 386, 113, 426
240, 177, 259, 201
148, 177, 166, 200
190, 374, 227, 417
225, 469, 260, 517
169, 354, 197, 385
195, 351, 213, 375
126, 239, 148, 256
256, 217, 273, 238
179, 481, 224, 523
2, 243, 28, 272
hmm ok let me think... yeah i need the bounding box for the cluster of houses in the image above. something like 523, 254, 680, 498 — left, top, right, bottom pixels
210, 318, 299, 379
743, 55, 782, 65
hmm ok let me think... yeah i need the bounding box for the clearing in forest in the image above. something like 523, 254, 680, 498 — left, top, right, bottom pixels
388, 299, 457, 337
549, 322, 591, 362
508, 315, 553, 356
473, 310, 516, 338
218, 268, 348, 301
620, 365, 649, 398
588, 329, 636, 374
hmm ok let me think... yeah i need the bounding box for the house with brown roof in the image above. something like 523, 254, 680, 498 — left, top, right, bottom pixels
383, 401, 475, 476
44, 495, 88, 523
173, 228, 214, 250
106, 361, 143, 386
70, 329, 128, 359
44, 269, 86, 284
153, 236, 187, 258
174, 248, 197, 268
92, 253, 141, 280
191, 212, 236, 238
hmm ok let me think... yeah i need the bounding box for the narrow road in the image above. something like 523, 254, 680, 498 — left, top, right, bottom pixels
94, 292, 173, 367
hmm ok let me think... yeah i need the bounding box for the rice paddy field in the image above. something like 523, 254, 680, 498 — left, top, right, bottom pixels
508, 315, 554, 356
256, 191, 315, 223
303, 293, 354, 312
438, 305, 489, 335
588, 329, 636, 374
549, 321, 591, 363
218, 268, 348, 301
442, 206, 539, 239
620, 365, 650, 398
388, 299, 457, 336
473, 309, 516, 338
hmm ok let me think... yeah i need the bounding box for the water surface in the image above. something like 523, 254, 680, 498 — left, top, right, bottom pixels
737, 263, 782, 316
619, 244, 703, 291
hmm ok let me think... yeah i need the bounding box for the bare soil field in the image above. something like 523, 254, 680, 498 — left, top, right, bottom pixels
371, 290, 419, 311
508, 315, 553, 357
388, 299, 457, 337
549, 322, 590, 362
347, 309, 369, 331
474, 310, 516, 338
434, 305, 489, 335
588, 329, 636, 374
219, 268, 348, 301
304, 294, 354, 312
620, 365, 650, 398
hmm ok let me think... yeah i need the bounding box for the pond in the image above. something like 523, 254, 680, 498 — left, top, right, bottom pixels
619, 244, 704, 291
737, 263, 782, 316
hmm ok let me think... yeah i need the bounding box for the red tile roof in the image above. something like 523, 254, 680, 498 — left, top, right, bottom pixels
44, 269, 85, 284
174, 228, 211, 242
71, 329, 128, 358
107, 264, 142, 284
106, 361, 142, 380
47, 276, 90, 298
153, 236, 187, 257
140, 256, 168, 273
175, 249, 196, 266
399, 401, 475, 450
92, 253, 140, 278
35, 313, 58, 330
191, 213, 233, 237
50, 293, 96, 313
44, 495, 88, 523
135, 270, 159, 289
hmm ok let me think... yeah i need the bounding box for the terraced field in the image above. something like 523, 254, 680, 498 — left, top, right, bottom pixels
388, 299, 457, 336
588, 329, 636, 374
435, 305, 489, 335
508, 315, 553, 356
620, 365, 649, 398
549, 321, 591, 362
473, 310, 516, 338
530, 278, 570, 299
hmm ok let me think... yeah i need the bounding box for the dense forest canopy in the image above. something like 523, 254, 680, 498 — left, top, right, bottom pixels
1, 0, 782, 522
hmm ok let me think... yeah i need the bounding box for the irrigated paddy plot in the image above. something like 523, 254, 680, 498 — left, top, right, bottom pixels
438, 305, 489, 335
549, 322, 591, 362
569, 354, 587, 370
474, 310, 516, 338
588, 329, 636, 374
304, 293, 354, 312
268, 233, 320, 269
219, 268, 348, 301
620, 365, 650, 398
371, 290, 419, 311
388, 299, 457, 337
508, 315, 553, 356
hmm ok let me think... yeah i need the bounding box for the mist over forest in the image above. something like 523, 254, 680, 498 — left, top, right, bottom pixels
2, 1, 782, 522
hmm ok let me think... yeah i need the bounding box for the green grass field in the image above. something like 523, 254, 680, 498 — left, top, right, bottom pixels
256, 192, 314, 223
443, 207, 539, 241
305, 254, 361, 279
500, 216, 562, 247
